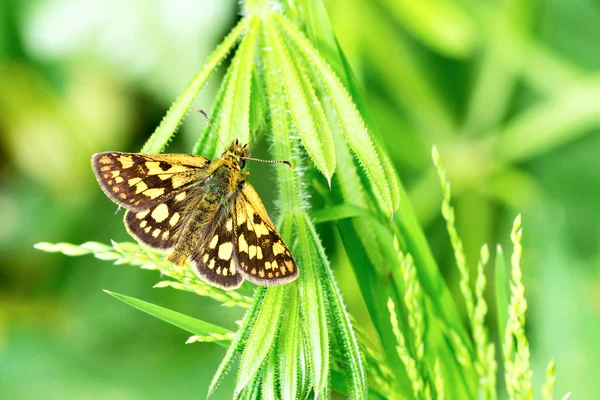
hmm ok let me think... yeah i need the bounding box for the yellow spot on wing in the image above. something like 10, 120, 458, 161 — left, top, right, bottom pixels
152, 228, 161, 238
218, 243, 233, 260
273, 242, 285, 255
229, 259, 236, 275
140, 220, 147, 228
175, 192, 187, 202
111, 171, 120, 178
237, 209, 247, 224
254, 223, 269, 237
145, 161, 162, 175
144, 188, 165, 199
99, 156, 111, 164
203, 254, 209, 263
135, 181, 148, 194
239, 234, 248, 253
169, 213, 180, 226
249, 245, 256, 259
161, 231, 169, 240
128, 177, 142, 186
226, 219, 232, 231
151, 203, 169, 223
115, 176, 124, 183
171, 175, 188, 188
209, 235, 219, 249
208, 259, 215, 269
256, 247, 263, 260
136, 210, 150, 219
118, 155, 134, 169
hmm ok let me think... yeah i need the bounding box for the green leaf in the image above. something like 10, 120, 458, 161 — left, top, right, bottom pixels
293, 3, 472, 364
277, 286, 300, 400
304, 213, 367, 399
275, 13, 399, 214
216, 16, 258, 151
265, 17, 336, 181
192, 60, 235, 158
103, 290, 231, 347
296, 216, 329, 398
140, 17, 248, 154
208, 287, 266, 398
310, 203, 372, 224
235, 285, 285, 397
261, 350, 278, 400
495, 244, 509, 346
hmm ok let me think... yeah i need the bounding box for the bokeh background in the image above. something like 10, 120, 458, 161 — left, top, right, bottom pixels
1, 0, 598, 398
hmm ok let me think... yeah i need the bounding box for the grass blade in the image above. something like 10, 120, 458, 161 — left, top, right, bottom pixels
266, 18, 335, 181
495, 244, 509, 347
235, 286, 285, 397
276, 13, 398, 213
215, 16, 258, 149
141, 17, 248, 153
103, 290, 231, 347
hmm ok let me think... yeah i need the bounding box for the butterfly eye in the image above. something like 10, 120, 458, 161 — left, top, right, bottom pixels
239, 159, 246, 169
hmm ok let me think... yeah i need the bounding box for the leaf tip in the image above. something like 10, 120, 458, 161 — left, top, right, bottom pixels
431, 144, 440, 164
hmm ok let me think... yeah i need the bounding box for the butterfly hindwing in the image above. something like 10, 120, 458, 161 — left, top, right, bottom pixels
123, 193, 189, 251
188, 207, 244, 290
234, 182, 298, 285
91, 152, 211, 211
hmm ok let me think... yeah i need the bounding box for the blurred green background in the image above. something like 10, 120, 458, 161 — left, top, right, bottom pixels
0, 0, 598, 398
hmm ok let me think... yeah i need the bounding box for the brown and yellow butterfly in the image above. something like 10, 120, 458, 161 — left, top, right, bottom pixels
91, 139, 298, 290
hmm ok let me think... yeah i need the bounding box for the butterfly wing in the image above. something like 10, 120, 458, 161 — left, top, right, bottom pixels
123, 193, 189, 251
91, 152, 211, 211
233, 182, 298, 285
188, 201, 244, 290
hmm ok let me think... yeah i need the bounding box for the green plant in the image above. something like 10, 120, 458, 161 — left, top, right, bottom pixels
35, 0, 569, 399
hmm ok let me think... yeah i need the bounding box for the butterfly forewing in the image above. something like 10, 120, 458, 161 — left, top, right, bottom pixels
91, 152, 211, 211
234, 183, 298, 285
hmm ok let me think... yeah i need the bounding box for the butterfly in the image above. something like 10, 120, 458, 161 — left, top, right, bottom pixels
91, 140, 298, 290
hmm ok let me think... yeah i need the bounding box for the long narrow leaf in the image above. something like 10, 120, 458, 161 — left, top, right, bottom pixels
208, 287, 266, 398
266, 17, 335, 181
217, 16, 259, 149
275, 13, 399, 214
141, 18, 248, 153
235, 286, 285, 397
104, 290, 231, 347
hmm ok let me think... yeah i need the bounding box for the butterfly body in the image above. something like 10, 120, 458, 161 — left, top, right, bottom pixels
91, 140, 298, 290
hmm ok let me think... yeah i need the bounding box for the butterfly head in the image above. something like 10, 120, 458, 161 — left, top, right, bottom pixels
223, 139, 250, 170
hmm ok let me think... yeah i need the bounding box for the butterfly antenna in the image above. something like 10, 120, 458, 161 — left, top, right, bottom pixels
241, 157, 294, 169
196, 109, 227, 151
